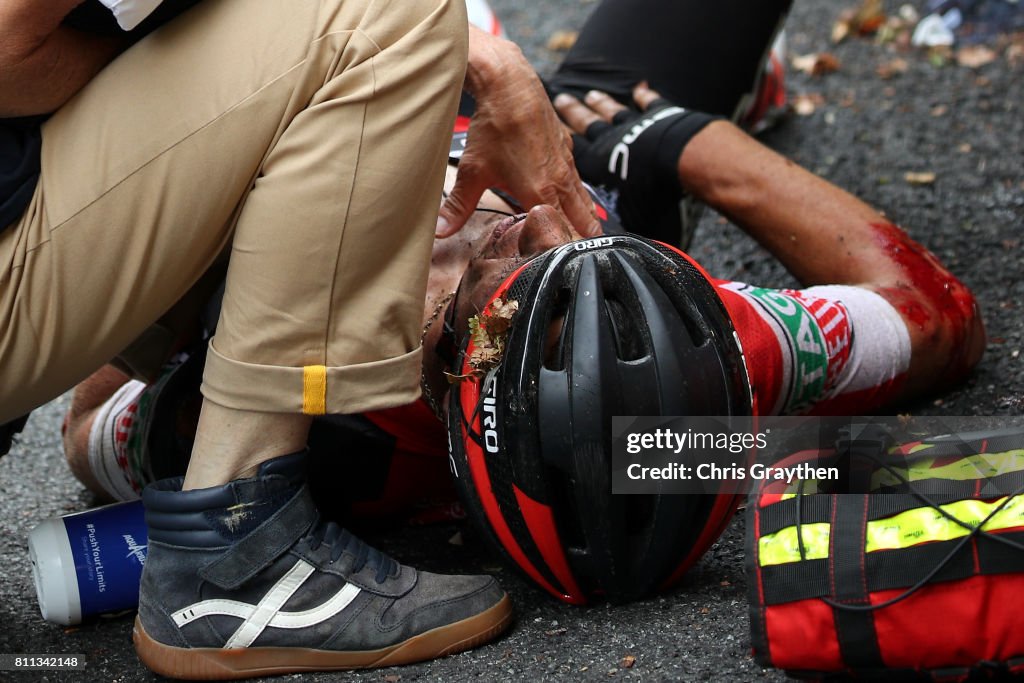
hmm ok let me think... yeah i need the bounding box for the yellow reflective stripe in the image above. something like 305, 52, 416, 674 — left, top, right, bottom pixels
758, 523, 831, 565
866, 495, 1024, 551
758, 495, 1024, 566
871, 450, 1024, 488
302, 365, 327, 415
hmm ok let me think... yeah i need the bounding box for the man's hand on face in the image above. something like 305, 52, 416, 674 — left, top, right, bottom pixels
436, 27, 600, 240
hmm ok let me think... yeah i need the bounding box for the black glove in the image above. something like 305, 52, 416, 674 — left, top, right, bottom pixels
571, 100, 719, 246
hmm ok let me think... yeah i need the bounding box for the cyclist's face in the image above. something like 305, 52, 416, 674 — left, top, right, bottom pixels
421, 172, 585, 406
450, 204, 579, 340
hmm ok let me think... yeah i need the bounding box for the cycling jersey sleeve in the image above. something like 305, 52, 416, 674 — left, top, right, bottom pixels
715, 281, 911, 415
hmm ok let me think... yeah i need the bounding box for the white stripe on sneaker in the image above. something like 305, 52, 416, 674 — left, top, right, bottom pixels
269, 582, 361, 629
170, 560, 363, 647
226, 560, 314, 648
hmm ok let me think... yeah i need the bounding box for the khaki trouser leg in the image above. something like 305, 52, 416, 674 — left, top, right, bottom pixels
0, 0, 467, 422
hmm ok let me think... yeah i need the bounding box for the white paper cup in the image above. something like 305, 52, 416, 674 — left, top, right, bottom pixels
28, 500, 147, 625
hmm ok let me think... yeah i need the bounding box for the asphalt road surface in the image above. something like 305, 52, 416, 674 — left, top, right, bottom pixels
1, 0, 1021, 681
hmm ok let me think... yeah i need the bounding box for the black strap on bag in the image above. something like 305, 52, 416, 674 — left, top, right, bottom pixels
829, 492, 885, 669
827, 425, 889, 668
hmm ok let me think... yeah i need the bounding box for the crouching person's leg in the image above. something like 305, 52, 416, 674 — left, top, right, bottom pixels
114, 0, 510, 677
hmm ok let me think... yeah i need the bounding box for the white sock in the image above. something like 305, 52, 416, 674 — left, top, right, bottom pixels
87, 380, 148, 501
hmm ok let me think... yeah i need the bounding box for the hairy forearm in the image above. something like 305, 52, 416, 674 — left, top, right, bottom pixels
679, 121, 895, 287
679, 120, 985, 396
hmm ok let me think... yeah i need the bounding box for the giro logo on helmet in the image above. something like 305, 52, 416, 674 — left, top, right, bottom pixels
573, 236, 615, 251
481, 384, 500, 454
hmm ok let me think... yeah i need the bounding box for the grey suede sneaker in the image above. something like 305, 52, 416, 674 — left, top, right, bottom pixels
133, 451, 512, 679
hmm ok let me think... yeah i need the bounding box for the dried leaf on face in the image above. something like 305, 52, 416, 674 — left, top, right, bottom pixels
445, 298, 520, 383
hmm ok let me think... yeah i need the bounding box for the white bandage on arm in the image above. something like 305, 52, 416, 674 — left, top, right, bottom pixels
96, 0, 164, 31
803, 285, 912, 400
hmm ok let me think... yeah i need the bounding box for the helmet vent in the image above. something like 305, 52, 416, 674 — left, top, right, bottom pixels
604, 297, 646, 362
542, 286, 573, 372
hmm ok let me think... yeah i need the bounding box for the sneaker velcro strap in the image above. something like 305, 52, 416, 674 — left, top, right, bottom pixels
199, 484, 317, 590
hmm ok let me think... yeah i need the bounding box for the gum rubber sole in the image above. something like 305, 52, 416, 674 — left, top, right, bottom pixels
133, 594, 513, 680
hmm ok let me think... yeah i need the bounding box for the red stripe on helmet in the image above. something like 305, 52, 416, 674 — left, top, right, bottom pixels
459, 390, 573, 602
455, 257, 581, 601
512, 485, 586, 604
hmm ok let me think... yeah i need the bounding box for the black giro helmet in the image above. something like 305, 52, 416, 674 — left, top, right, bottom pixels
446, 234, 752, 603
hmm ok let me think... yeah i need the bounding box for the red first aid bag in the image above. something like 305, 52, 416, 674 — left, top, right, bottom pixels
747, 425, 1024, 681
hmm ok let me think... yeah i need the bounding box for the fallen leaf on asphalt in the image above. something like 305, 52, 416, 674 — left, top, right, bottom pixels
545, 627, 569, 636
853, 0, 886, 35
793, 93, 825, 116
621, 655, 636, 669
546, 30, 578, 52
832, 10, 854, 43
957, 45, 997, 69
876, 58, 909, 79
383, 676, 400, 683
833, 0, 886, 43
904, 171, 937, 185
958, 143, 972, 153
792, 52, 842, 76
930, 104, 948, 117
